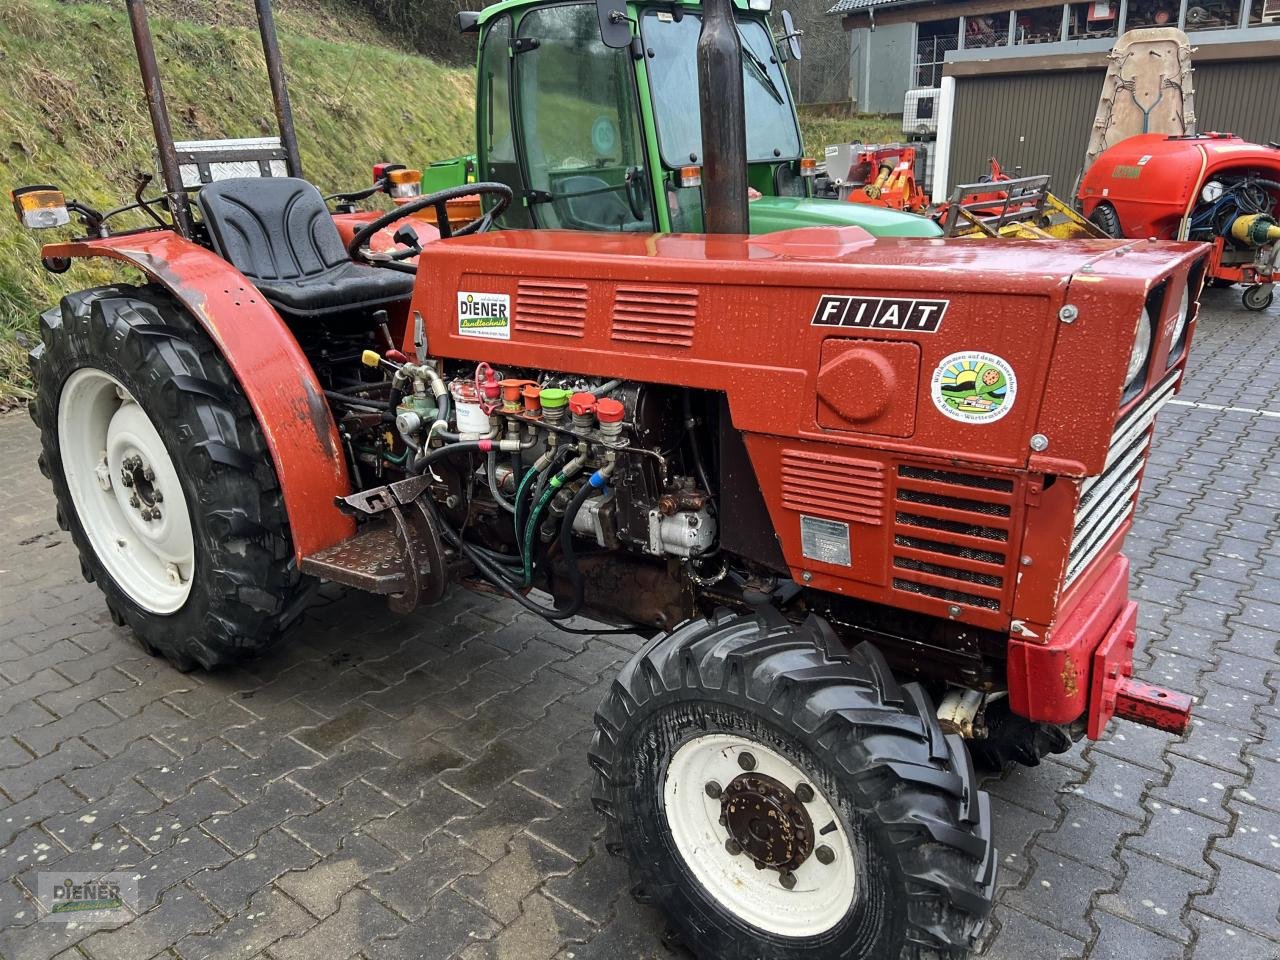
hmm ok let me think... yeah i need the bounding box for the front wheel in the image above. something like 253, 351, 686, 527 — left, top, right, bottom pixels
590, 610, 995, 959
28, 285, 310, 670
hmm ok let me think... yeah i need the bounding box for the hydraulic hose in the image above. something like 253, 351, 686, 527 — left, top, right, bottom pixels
523, 481, 562, 586
682, 391, 716, 514
522, 448, 587, 584
487, 451, 516, 514
409, 439, 490, 475
513, 462, 545, 561
427, 474, 626, 631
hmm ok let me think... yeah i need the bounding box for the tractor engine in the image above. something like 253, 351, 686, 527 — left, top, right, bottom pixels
394, 366, 715, 562
319, 344, 726, 630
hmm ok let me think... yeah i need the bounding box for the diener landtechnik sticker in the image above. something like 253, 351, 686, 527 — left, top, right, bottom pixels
931, 351, 1017, 424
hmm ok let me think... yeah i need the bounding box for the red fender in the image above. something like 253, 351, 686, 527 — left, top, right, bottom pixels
43, 231, 354, 558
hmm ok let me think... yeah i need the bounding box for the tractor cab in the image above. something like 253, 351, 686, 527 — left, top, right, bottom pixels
467, 0, 941, 237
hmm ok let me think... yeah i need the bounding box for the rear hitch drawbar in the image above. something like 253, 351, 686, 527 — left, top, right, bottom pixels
1114, 678, 1193, 735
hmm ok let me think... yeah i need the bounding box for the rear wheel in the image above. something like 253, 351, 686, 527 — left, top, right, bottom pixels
1088, 203, 1123, 238
590, 610, 995, 959
28, 285, 310, 670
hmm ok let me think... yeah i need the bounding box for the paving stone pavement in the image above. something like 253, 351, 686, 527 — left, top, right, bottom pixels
1, 288, 1277, 960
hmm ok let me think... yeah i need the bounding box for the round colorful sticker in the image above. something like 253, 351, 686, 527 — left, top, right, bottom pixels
931, 351, 1017, 424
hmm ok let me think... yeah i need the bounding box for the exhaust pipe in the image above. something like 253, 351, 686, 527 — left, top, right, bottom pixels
696, 0, 749, 234
125, 0, 195, 239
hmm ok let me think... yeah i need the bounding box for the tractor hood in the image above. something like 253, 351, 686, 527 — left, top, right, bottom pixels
748, 196, 942, 238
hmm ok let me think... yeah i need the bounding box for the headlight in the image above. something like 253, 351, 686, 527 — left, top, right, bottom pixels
1167, 284, 1191, 355
1201, 180, 1225, 203
1126, 307, 1153, 389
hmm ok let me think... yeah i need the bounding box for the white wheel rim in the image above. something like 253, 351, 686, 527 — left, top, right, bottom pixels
58, 368, 195, 614
663, 733, 857, 938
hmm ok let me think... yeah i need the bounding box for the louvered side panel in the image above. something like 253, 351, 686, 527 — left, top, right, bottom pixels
780, 450, 885, 526
890, 464, 1015, 612
611, 285, 698, 347
515, 280, 588, 338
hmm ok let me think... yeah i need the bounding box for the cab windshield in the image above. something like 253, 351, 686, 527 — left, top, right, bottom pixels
640, 10, 802, 169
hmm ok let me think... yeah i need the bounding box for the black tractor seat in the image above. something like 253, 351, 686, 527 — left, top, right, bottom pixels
196, 177, 414, 321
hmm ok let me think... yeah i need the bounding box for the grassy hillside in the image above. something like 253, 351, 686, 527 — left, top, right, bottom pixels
0, 0, 475, 403
795, 106, 905, 151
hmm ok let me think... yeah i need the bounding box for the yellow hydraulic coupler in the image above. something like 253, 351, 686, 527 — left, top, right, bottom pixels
1230, 213, 1280, 247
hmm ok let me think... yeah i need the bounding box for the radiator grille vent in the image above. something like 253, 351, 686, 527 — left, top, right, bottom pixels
891, 464, 1013, 612
611, 285, 698, 347
781, 450, 885, 526
1066, 372, 1177, 585
515, 280, 588, 338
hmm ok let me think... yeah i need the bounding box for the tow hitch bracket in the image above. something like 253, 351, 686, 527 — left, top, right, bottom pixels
1087, 600, 1193, 738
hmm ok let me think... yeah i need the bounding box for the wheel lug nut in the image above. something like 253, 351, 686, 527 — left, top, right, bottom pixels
150, 507, 161, 520
779, 871, 797, 889
143, 467, 155, 482
725, 838, 742, 856
815, 845, 835, 865
719, 814, 727, 827
795, 783, 814, 803
152, 491, 163, 503
121, 473, 134, 487
129, 495, 140, 508
737, 752, 756, 771
705, 781, 722, 799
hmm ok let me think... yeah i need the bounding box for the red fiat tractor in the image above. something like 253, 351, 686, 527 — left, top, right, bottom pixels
15, 1, 1200, 956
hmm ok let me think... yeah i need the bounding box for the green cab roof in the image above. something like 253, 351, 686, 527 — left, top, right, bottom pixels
477, 0, 760, 28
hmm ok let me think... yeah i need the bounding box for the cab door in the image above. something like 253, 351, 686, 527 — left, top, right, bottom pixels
513, 3, 656, 232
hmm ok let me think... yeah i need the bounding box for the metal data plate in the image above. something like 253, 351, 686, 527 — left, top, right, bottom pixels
799, 516, 852, 567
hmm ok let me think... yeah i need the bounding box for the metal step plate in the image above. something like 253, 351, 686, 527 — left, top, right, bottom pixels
300, 522, 407, 595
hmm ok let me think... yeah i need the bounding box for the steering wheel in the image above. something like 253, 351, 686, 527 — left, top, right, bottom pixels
347, 182, 514, 268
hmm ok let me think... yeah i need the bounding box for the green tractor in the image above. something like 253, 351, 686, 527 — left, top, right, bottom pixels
419, 0, 941, 238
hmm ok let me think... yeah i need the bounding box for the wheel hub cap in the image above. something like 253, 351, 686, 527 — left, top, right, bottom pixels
722, 773, 814, 872
120, 453, 163, 521
663, 733, 857, 937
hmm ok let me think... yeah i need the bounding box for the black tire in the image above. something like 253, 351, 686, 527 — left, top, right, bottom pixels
1088, 202, 1123, 238
590, 609, 995, 960
1242, 284, 1274, 312
967, 700, 1075, 772
28, 284, 311, 670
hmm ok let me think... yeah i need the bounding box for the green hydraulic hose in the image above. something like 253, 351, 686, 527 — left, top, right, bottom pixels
523, 473, 567, 586
513, 466, 542, 564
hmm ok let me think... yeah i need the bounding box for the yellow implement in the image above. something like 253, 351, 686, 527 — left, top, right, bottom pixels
938, 175, 1106, 240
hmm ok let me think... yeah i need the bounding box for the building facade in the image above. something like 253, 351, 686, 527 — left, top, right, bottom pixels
831, 0, 1279, 198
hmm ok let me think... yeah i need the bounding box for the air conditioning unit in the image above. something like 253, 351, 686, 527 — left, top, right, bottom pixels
903, 88, 941, 136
